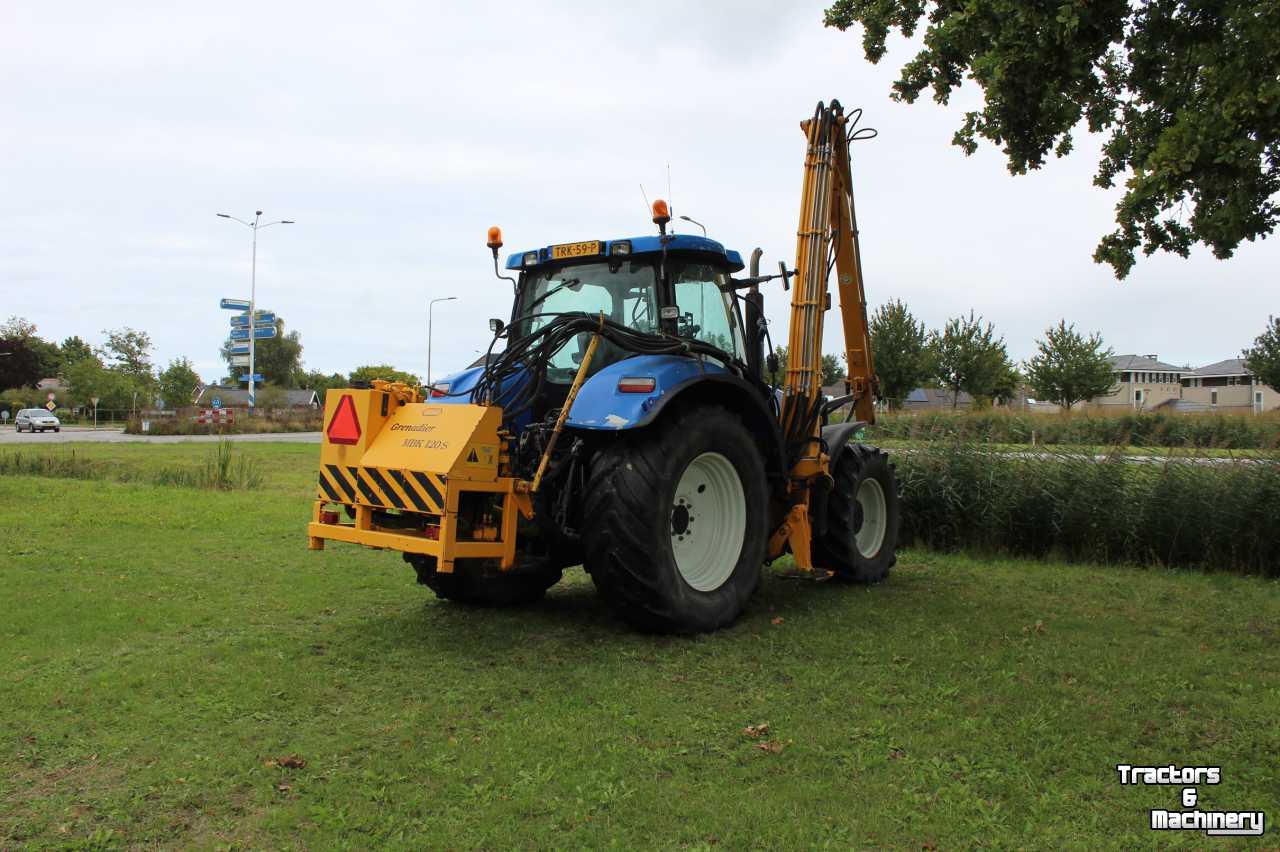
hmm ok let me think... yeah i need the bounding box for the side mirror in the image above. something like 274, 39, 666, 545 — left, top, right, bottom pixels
489, 318, 505, 335
766, 352, 779, 378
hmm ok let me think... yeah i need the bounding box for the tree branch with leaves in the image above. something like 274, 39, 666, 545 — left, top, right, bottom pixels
824, 0, 1280, 278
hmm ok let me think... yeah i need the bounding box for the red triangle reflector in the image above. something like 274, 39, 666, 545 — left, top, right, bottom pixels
327, 394, 362, 445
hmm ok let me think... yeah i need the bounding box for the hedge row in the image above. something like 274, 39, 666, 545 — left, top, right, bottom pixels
123, 413, 322, 435
892, 443, 1280, 576
870, 410, 1280, 450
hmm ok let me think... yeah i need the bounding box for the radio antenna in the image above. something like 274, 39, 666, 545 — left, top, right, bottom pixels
666, 164, 674, 231
639, 183, 651, 217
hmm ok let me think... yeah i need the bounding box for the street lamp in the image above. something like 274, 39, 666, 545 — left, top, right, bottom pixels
216, 211, 294, 412
679, 215, 707, 237
427, 296, 458, 388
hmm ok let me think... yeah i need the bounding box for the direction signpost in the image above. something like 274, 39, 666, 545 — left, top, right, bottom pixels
219, 298, 277, 414
216, 210, 294, 412
91, 396, 99, 429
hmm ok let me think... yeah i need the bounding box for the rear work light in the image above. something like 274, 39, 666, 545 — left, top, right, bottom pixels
521, 251, 539, 267
617, 376, 656, 394
610, 240, 632, 255
430, 383, 450, 399
326, 394, 362, 445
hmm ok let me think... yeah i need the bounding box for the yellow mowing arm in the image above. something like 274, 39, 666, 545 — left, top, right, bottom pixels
780, 100, 878, 454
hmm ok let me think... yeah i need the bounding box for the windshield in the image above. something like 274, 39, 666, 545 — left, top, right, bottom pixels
513, 254, 744, 382
517, 259, 659, 381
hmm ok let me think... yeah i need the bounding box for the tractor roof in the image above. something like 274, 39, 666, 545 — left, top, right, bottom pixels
505, 234, 744, 273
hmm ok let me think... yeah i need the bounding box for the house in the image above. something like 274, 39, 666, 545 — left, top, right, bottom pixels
194, 386, 320, 409
36, 377, 67, 392
902, 387, 974, 411
1180, 358, 1278, 412
1091, 355, 1186, 410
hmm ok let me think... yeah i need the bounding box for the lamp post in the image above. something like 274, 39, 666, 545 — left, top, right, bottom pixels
679, 215, 707, 237
428, 296, 458, 388
217, 211, 294, 412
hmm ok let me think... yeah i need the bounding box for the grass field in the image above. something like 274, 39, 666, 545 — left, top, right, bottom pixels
3, 443, 1279, 848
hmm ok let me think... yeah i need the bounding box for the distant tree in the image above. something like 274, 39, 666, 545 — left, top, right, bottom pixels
991, 360, 1024, 407
157, 358, 202, 409
298, 369, 348, 403
64, 356, 137, 411
1244, 315, 1280, 391
1025, 321, 1117, 409
349, 365, 420, 386
256, 383, 289, 410
59, 336, 95, 368
221, 318, 303, 387
102, 327, 154, 383
0, 316, 60, 389
820, 353, 843, 386
928, 311, 1009, 410
869, 299, 929, 408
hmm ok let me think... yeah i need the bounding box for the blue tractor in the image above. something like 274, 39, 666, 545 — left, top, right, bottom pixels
308, 101, 900, 632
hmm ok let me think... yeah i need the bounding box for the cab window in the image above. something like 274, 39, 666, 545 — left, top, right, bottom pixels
671, 262, 742, 358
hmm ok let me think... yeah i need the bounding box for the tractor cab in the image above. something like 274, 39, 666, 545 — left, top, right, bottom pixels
504, 235, 748, 381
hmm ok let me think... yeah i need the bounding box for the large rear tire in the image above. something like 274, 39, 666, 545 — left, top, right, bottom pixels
814, 443, 900, 582
403, 554, 562, 607
582, 406, 767, 633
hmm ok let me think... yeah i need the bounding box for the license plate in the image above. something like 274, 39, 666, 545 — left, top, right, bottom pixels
550, 240, 602, 260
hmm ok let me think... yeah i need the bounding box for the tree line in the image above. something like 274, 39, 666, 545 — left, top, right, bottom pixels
0, 314, 425, 414
861, 304, 1280, 410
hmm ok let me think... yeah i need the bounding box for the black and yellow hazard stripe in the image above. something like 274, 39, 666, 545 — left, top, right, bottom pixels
319, 465, 447, 514
317, 464, 357, 503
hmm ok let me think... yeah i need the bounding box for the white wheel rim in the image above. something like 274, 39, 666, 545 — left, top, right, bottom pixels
670, 451, 746, 592
855, 476, 887, 559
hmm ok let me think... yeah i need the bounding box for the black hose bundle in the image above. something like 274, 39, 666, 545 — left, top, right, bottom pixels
445, 312, 757, 425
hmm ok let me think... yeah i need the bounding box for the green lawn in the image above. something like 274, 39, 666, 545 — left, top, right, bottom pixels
3, 443, 1279, 848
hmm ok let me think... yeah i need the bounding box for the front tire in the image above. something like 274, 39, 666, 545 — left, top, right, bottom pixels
582, 406, 767, 633
814, 443, 900, 582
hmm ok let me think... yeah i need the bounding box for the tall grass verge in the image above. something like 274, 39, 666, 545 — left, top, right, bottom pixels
895, 442, 1280, 575
0, 441, 263, 491
870, 409, 1280, 449
153, 441, 264, 490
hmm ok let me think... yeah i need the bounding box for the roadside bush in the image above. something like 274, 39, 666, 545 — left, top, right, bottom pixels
895, 442, 1280, 575
870, 409, 1280, 450
124, 411, 322, 435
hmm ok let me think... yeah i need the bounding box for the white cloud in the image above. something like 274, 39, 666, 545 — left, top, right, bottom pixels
2, 0, 1274, 383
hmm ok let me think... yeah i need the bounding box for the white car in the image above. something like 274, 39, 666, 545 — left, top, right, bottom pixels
15, 408, 60, 433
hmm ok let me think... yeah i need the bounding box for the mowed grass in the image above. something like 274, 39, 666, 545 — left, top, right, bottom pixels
3, 443, 1280, 849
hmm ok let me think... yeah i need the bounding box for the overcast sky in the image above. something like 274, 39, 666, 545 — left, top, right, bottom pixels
3, 0, 1274, 383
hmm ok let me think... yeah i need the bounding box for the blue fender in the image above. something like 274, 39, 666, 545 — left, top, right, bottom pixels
565, 354, 729, 430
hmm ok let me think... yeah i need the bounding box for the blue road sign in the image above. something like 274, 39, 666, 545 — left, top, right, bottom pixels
211, 397, 222, 409
229, 312, 276, 328
238, 373, 265, 383
229, 326, 279, 341
220, 298, 251, 311
227, 342, 251, 355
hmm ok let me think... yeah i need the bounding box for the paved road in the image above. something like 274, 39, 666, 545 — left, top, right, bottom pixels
0, 427, 322, 445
